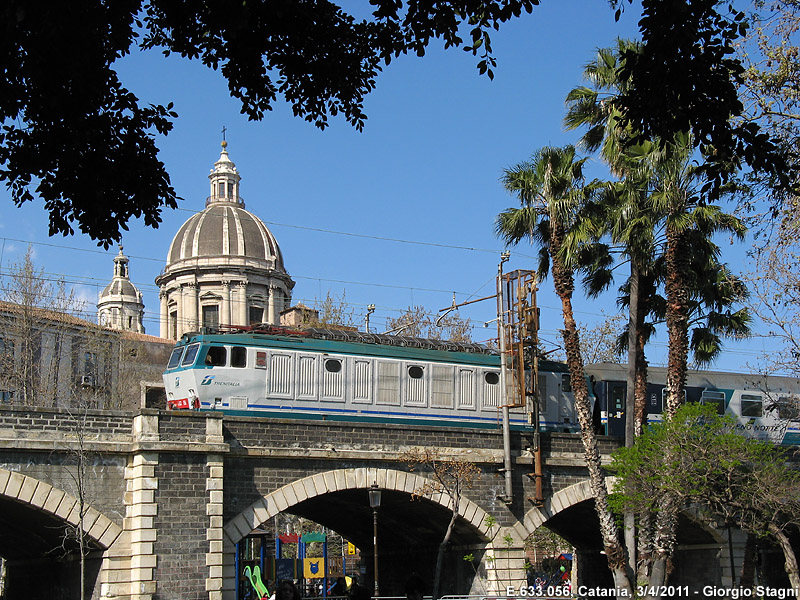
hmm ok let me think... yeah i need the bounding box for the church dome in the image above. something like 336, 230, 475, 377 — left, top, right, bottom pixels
164, 142, 287, 273
97, 246, 145, 333
155, 141, 295, 340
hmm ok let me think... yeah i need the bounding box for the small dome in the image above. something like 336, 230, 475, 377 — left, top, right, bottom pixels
100, 277, 139, 298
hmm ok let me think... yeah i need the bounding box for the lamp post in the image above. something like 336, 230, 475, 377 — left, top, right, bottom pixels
368, 482, 382, 597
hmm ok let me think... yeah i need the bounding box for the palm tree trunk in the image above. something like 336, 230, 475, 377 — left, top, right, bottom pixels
624, 261, 639, 579
549, 224, 632, 594
646, 224, 691, 595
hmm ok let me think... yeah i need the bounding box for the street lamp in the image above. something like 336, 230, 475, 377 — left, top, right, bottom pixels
368, 482, 382, 597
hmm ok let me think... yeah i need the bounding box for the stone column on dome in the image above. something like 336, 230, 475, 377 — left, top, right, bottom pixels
221, 280, 231, 327
177, 285, 186, 338
269, 284, 282, 324
236, 282, 248, 326
186, 281, 199, 332
159, 292, 168, 338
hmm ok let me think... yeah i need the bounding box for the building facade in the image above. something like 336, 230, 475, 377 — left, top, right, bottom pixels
155, 142, 295, 340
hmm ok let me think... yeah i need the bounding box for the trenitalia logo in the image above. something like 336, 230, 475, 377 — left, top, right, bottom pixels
201, 375, 215, 385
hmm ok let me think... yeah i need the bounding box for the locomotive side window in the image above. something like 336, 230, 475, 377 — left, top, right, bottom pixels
408, 366, 424, 379
700, 390, 726, 415
255, 351, 267, 369
561, 374, 572, 392
485, 372, 500, 385
231, 346, 247, 368
205, 346, 227, 367
325, 359, 342, 373
740, 393, 763, 417
181, 343, 200, 367
167, 347, 185, 369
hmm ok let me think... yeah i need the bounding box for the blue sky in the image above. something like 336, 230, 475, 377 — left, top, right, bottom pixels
0, 1, 774, 372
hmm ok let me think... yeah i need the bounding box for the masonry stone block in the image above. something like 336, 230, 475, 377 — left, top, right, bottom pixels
291, 480, 308, 502
5, 471, 24, 498
385, 469, 397, 490
208, 528, 224, 541
344, 469, 357, 489
0, 469, 10, 494
207, 477, 224, 491
207, 502, 224, 516
206, 552, 223, 566
262, 494, 278, 518
230, 515, 251, 539
209, 489, 223, 504
130, 527, 157, 544
129, 503, 158, 518
209, 465, 224, 479
18, 476, 39, 503
283, 484, 298, 506
251, 503, 268, 525
130, 553, 157, 569
323, 471, 338, 492
210, 515, 223, 529
55, 494, 77, 519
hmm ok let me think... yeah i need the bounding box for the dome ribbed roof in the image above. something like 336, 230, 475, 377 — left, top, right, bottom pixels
166, 203, 286, 270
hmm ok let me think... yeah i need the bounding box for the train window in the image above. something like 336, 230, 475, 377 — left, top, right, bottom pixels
778, 396, 800, 420
231, 346, 247, 368
205, 346, 227, 367
485, 372, 500, 385
325, 359, 342, 373
561, 374, 572, 392
181, 343, 200, 367
700, 390, 726, 415
408, 366, 424, 379
741, 393, 763, 417
255, 351, 267, 369
167, 347, 185, 369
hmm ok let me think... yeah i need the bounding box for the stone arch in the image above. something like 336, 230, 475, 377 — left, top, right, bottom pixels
0, 467, 122, 549
224, 467, 502, 545
522, 479, 617, 533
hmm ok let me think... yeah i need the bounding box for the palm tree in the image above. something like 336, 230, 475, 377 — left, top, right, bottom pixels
565, 41, 752, 590
496, 145, 633, 594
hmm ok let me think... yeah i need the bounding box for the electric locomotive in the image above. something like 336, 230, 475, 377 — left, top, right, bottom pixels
162, 325, 580, 430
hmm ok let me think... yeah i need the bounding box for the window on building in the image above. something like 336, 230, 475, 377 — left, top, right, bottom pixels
0, 390, 13, 403
249, 307, 264, 325
202, 305, 219, 329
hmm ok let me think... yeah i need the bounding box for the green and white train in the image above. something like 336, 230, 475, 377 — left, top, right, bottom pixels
162, 326, 579, 430
162, 326, 800, 443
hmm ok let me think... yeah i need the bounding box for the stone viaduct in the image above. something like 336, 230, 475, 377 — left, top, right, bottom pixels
0, 406, 747, 600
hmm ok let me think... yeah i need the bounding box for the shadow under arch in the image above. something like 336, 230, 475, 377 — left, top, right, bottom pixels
224, 467, 497, 546
0, 467, 122, 558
